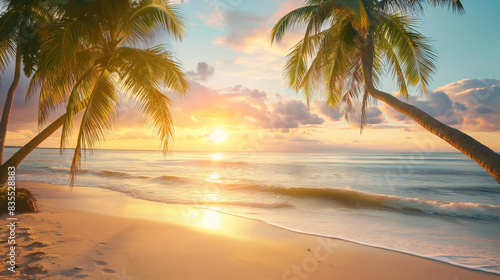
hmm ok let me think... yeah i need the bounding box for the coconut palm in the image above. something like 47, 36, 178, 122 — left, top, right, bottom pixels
0, 0, 58, 164
0, 0, 189, 185
271, 0, 500, 183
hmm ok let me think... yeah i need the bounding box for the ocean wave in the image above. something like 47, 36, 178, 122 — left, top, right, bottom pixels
46, 167, 148, 179
97, 184, 292, 209
157, 175, 193, 183
96, 170, 129, 177
228, 185, 500, 221
194, 201, 293, 209
48, 167, 70, 172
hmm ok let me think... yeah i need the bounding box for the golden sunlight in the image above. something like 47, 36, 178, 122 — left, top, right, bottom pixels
205, 171, 221, 183
212, 153, 224, 160
198, 209, 222, 229
209, 129, 227, 143
184, 209, 222, 230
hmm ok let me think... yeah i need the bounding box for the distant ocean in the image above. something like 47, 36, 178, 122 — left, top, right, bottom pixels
6, 147, 500, 274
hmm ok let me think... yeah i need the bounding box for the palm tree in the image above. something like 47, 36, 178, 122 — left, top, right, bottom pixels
271, 0, 500, 184
0, 0, 189, 185
0, 0, 57, 164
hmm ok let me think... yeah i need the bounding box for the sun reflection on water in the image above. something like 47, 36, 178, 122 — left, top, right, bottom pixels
211, 152, 224, 160
205, 171, 221, 183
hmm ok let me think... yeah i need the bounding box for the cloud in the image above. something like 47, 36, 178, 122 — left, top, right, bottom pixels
287, 136, 321, 143
263, 131, 375, 152
363, 107, 386, 125
315, 101, 386, 127
171, 82, 267, 128
381, 79, 500, 131
173, 64, 325, 132
317, 103, 342, 122
171, 80, 323, 133
382, 91, 460, 125
267, 100, 324, 131
186, 62, 215, 82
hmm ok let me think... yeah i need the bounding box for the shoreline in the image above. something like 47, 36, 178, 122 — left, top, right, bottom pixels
1, 181, 498, 279
248, 216, 500, 276
189, 203, 500, 276
22, 180, 500, 276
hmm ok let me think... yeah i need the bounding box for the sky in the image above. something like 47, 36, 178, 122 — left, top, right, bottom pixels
1, 0, 500, 153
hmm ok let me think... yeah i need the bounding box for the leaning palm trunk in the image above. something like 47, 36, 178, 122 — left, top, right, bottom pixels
0, 114, 65, 184
0, 45, 22, 164
361, 41, 500, 184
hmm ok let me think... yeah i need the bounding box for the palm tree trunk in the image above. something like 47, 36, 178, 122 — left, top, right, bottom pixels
0, 45, 22, 165
0, 114, 65, 185
361, 37, 500, 184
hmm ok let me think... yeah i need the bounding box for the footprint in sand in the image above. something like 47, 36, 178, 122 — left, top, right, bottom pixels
62, 267, 85, 277
94, 260, 108, 266
102, 268, 116, 274
24, 236, 34, 241
26, 241, 49, 248
18, 229, 32, 237
24, 251, 46, 260
22, 264, 48, 275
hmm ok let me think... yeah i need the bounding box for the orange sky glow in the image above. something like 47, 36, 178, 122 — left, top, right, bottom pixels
2, 0, 499, 153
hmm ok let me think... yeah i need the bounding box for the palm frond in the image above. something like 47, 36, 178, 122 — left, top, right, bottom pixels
323, 18, 359, 110
359, 89, 371, 131
375, 33, 409, 97
340, 57, 363, 117
29, 56, 96, 125
60, 66, 99, 149
271, 5, 320, 44
284, 41, 310, 94
376, 0, 464, 15
123, 0, 187, 45
298, 32, 332, 104
376, 13, 436, 93
428, 0, 464, 14
129, 87, 174, 154
0, 10, 21, 77
110, 46, 188, 153
69, 70, 118, 185
37, 21, 81, 71
111, 46, 189, 94
336, 0, 370, 32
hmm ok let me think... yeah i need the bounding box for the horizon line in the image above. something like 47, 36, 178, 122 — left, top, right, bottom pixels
4, 145, 467, 154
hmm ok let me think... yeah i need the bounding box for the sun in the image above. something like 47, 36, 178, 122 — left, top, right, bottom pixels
209, 129, 227, 143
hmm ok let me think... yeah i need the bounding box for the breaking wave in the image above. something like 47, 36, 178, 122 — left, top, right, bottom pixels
227, 185, 500, 221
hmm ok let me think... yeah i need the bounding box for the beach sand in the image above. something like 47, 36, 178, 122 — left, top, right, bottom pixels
1, 181, 498, 279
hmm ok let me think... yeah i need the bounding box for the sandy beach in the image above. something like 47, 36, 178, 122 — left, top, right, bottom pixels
1, 0, 499, 278
0, 181, 497, 279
